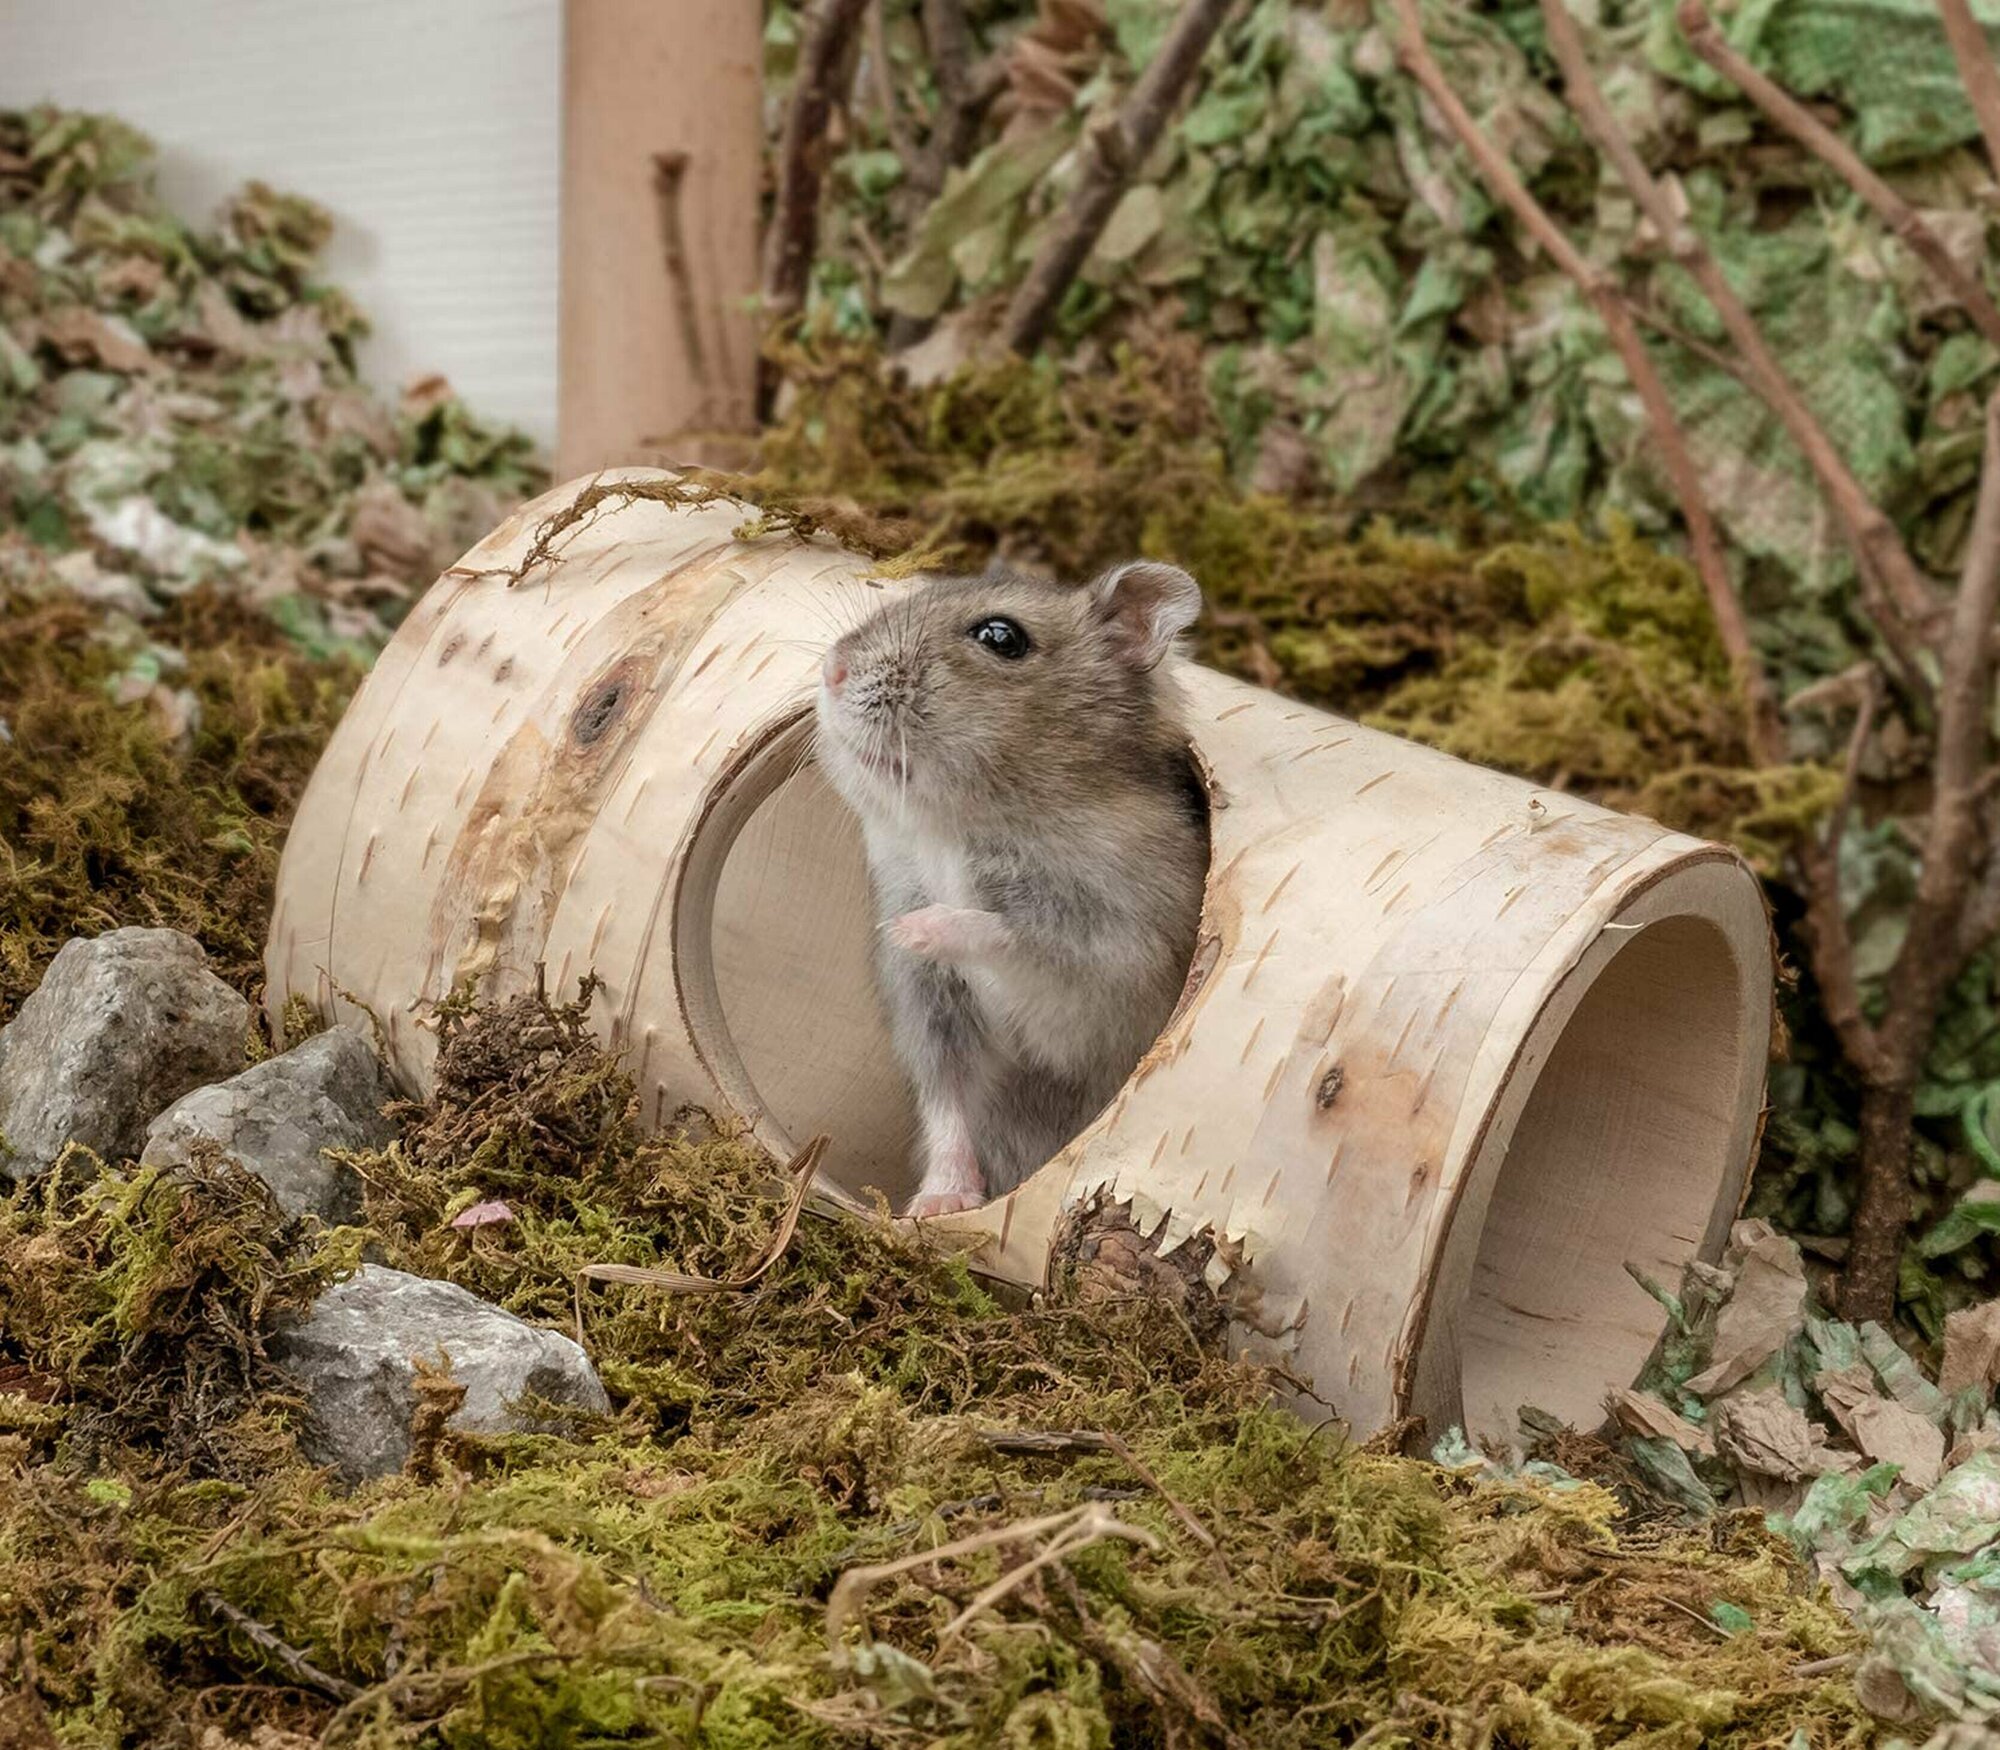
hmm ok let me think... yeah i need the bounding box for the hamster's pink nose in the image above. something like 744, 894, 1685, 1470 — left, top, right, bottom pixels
822, 650, 848, 694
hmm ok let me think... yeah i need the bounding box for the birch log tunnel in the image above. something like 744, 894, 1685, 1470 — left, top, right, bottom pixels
266, 471, 1775, 1442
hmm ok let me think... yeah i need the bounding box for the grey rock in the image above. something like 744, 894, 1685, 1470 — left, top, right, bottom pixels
141, 1027, 393, 1225
0, 927, 248, 1182
272, 1265, 612, 1484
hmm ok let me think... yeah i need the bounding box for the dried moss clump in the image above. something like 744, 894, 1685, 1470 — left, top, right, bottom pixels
751, 342, 1830, 866
0, 984, 1878, 1747
0, 1145, 354, 1482
0, 588, 357, 1015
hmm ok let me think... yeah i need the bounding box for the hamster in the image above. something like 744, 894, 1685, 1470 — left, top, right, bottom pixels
814, 559, 1209, 1217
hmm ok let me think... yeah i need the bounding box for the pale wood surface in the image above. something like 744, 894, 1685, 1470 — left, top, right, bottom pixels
270, 472, 1773, 1440
557, 0, 762, 475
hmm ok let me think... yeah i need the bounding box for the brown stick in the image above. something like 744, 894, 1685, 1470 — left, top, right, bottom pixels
1795, 843, 1883, 1078
1791, 669, 1890, 1074
979, 1426, 1227, 1575
1840, 388, 2000, 1316
1679, 1, 2000, 350
866, 0, 915, 166
763, 0, 872, 328
200, 1590, 362, 1703
1001, 0, 1237, 355
1821, 669, 1881, 859
887, 0, 1006, 350
1538, 0, 1941, 639
1390, 0, 1784, 768
1940, 0, 2000, 184
652, 153, 710, 399
913, 0, 999, 203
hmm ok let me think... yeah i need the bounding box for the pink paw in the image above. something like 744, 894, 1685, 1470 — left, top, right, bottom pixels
887, 905, 950, 959
888, 904, 991, 962
906, 1187, 987, 1218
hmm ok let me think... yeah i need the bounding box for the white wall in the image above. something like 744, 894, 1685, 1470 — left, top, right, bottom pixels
0, 0, 563, 450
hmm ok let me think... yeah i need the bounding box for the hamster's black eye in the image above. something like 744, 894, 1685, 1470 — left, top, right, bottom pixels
969, 617, 1031, 660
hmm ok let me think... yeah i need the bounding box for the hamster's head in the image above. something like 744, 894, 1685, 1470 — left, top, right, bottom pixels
814, 560, 1203, 831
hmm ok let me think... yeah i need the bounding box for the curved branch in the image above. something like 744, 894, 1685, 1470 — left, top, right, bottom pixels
1390, 0, 1782, 768
1002, 0, 1238, 355
763, 0, 872, 325
1679, 0, 2000, 351
1538, 0, 1942, 640
1940, 0, 2000, 185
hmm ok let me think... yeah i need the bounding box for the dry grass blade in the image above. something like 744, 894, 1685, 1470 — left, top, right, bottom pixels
980, 1425, 1227, 1573
578, 1134, 828, 1294
827, 1504, 1096, 1649
933, 1504, 1160, 1652
826, 1501, 1163, 1662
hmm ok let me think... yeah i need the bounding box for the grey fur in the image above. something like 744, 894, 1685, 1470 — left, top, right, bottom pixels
815, 560, 1208, 1211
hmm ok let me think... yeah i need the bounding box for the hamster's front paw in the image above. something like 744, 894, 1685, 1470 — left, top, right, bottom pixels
887, 904, 1009, 964
906, 1187, 986, 1218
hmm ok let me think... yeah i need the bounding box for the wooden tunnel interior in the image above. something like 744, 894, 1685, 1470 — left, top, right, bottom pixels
679, 714, 1752, 1432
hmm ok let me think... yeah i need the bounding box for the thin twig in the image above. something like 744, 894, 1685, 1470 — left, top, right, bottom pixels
979, 1426, 1227, 1575
579, 1135, 827, 1293
1391, 0, 1784, 767
826, 1503, 1158, 1651
1538, 0, 1941, 640
763, 0, 872, 329
320, 1649, 576, 1745
199, 1590, 361, 1704
908, 0, 1002, 210
1897, 386, 2000, 972
1790, 663, 1884, 1068
827, 1486, 1150, 1568
1002, 0, 1238, 354
1624, 292, 1757, 387
1679, 0, 2000, 349
934, 1506, 1160, 1651
1657, 1593, 1735, 1641
651, 153, 710, 397
1842, 387, 2000, 1314
1822, 666, 1882, 857
866, 0, 916, 165
1940, 0, 2000, 184
888, 0, 1006, 349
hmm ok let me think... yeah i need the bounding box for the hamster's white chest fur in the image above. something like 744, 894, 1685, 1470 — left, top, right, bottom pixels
864, 820, 1101, 1073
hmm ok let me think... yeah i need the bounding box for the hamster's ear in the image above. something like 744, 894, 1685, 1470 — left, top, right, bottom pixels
1088, 560, 1203, 670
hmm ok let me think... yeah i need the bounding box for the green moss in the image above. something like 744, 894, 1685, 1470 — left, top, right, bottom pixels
0, 985, 1875, 1747
0, 588, 359, 1018
748, 343, 1816, 864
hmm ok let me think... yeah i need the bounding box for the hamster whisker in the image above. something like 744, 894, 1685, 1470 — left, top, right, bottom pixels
773, 720, 822, 795
797, 583, 860, 635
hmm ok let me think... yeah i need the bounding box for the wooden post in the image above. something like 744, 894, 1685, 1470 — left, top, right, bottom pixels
557, 0, 762, 476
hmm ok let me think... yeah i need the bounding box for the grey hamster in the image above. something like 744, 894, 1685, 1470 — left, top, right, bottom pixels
814, 560, 1209, 1216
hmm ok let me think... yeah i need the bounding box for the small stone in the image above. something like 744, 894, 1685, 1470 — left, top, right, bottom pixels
141, 1028, 395, 1225
0, 928, 248, 1182
271, 1265, 611, 1484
